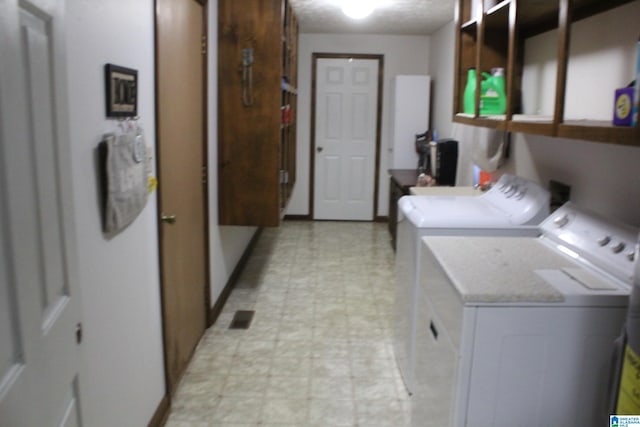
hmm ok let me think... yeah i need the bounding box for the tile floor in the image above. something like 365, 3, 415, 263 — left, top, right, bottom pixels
165, 221, 411, 427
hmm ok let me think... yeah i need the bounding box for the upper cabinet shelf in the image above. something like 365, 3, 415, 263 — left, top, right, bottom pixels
453, 0, 640, 146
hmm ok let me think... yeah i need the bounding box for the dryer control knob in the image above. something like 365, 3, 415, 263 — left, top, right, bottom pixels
554, 214, 569, 228
515, 188, 528, 200
626, 251, 636, 262
611, 242, 626, 253
597, 236, 611, 246
506, 185, 518, 198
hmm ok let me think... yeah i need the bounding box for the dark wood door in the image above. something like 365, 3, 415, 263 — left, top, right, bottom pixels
156, 0, 208, 394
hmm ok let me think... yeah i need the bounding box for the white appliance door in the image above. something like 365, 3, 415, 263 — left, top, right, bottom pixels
393, 208, 418, 393
411, 286, 458, 427
466, 306, 626, 427
314, 57, 378, 220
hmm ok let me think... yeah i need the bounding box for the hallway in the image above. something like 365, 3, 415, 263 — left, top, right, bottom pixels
165, 221, 410, 426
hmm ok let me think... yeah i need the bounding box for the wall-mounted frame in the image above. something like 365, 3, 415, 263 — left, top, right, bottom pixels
105, 63, 138, 118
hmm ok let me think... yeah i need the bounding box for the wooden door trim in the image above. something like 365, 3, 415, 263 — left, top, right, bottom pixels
153, 0, 170, 399
153, 0, 209, 399
200, 0, 211, 332
309, 53, 384, 220
147, 394, 171, 427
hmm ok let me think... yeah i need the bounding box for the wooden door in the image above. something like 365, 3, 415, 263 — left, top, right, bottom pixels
0, 0, 83, 425
156, 0, 209, 394
313, 56, 381, 221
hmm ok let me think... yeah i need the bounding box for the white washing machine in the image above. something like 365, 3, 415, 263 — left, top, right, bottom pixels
412, 202, 638, 427
394, 174, 550, 394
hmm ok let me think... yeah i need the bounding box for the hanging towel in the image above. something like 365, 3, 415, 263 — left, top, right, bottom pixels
101, 129, 149, 234
452, 123, 508, 186
471, 127, 507, 173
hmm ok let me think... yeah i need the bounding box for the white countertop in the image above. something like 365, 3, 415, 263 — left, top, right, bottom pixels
410, 186, 481, 196
423, 236, 571, 304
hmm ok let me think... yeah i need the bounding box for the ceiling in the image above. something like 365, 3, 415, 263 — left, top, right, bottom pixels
289, 0, 457, 35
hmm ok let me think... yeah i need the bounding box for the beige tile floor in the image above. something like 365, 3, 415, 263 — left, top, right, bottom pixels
165, 221, 410, 427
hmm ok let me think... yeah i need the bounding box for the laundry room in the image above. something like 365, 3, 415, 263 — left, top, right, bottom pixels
1, 0, 639, 426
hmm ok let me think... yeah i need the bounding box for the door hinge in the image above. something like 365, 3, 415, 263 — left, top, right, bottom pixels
201, 35, 207, 55
202, 165, 208, 185
76, 323, 83, 344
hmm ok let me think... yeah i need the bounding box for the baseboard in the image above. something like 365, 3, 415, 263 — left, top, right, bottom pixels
285, 215, 387, 223
207, 227, 263, 327
283, 214, 312, 221
147, 394, 170, 427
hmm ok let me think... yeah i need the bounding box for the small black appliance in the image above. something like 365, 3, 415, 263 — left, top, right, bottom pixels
415, 132, 459, 186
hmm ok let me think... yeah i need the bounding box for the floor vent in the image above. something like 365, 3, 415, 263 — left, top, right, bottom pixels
229, 310, 255, 330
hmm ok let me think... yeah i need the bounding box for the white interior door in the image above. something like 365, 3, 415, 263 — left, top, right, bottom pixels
314, 57, 379, 221
0, 0, 83, 425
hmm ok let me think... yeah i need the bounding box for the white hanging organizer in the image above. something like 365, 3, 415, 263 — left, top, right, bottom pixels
101, 118, 152, 234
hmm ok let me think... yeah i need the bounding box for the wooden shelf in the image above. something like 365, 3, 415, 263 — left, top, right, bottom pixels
485, 1, 509, 29
517, 0, 562, 37
218, 0, 298, 226
461, 19, 478, 32
453, 0, 639, 147
454, 114, 507, 131
558, 122, 639, 146
455, 114, 638, 144
508, 116, 555, 137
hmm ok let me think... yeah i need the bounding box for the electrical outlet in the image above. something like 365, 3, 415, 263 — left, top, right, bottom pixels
549, 180, 571, 212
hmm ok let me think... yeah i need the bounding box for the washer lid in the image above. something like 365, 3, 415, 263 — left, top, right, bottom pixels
423, 235, 630, 306
423, 236, 567, 303
401, 195, 517, 228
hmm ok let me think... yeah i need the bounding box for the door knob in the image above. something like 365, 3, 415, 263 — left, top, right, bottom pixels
317, 146, 323, 153
161, 214, 177, 224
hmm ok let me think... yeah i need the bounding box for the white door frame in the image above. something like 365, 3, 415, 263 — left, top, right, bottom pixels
309, 53, 384, 221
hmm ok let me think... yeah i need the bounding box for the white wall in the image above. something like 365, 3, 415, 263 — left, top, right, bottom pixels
506, 134, 640, 226
428, 3, 640, 227
288, 33, 431, 217
66, 1, 164, 426
429, 20, 456, 140
65, 1, 257, 425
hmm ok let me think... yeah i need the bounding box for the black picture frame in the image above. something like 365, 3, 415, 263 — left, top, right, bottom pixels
105, 63, 138, 118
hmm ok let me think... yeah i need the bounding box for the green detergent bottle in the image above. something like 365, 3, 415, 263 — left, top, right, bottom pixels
463, 68, 477, 114
479, 67, 507, 115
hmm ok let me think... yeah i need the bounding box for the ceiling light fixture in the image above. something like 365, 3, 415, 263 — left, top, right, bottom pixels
341, 1, 376, 19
